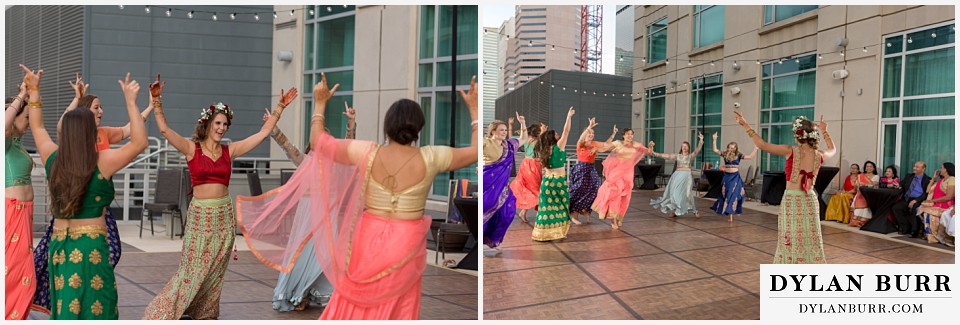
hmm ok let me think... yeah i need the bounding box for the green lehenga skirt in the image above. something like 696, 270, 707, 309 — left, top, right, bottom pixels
48, 225, 118, 320
532, 174, 571, 241
774, 189, 826, 264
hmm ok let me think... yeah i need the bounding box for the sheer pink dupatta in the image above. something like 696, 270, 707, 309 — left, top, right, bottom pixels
237, 133, 425, 306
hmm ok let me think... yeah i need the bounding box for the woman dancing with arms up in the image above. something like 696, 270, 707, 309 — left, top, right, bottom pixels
649, 133, 704, 218
568, 118, 617, 224
592, 129, 653, 230
142, 76, 298, 319
26, 66, 149, 319
531, 107, 576, 241
735, 111, 835, 263
238, 74, 479, 319
5, 82, 37, 320
484, 112, 529, 250
710, 133, 759, 222
509, 122, 544, 223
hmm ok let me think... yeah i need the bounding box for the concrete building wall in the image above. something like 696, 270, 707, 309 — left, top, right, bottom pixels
632, 5, 954, 190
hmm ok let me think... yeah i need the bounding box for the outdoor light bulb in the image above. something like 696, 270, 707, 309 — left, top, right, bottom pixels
665, 59, 670, 65
886, 42, 892, 47
756, 60, 760, 65
231, 13, 236, 20
862, 47, 867, 53
907, 38, 912, 43
540, 81, 544, 85
254, 14, 260, 21
563, 87, 566, 90
343, 5, 348, 8
188, 11, 194, 19
795, 58, 800, 63
619, 56, 624, 62
165, 9, 172, 17
778, 59, 784, 64
840, 51, 845, 57
212, 14, 218, 21
290, 10, 295, 16
273, 12, 277, 19
733, 62, 739, 68
593, 91, 597, 95
529, 40, 533, 46
145, 6, 150, 14
309, 9, 314, 15
551, 45, 555, 51
119, 5, 124, 10
710, 61, 715, 66
574, 90, 578, 93
328, 7, 333, 12
818, 54, 823, 60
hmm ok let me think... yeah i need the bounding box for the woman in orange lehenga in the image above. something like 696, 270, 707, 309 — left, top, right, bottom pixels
6, 82, 36, 320
238, 74, 479, 319
509, 122, 543, 223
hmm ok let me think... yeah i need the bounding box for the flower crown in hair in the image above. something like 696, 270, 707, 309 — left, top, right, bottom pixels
198, 102, 234, 124
792, 116, 818, 140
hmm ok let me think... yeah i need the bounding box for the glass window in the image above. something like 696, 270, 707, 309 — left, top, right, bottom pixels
690, 74, 723, 167
764, 5, 818, 25
303, 6, 356, 148
419, 5, 435, 59
419, 5, 479, 197
316, 16, 355, 68
879, 22, 955, 171
760, 53, 816, 172
645, 86, 666, 149
647, 17, 668, 63
693, 5, 724, 48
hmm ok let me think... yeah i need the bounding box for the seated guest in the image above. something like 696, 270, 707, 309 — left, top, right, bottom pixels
918, 162, 955, 244
879, 165, 900, 188
893, 161, 931, 237
850, 161, 879, 227
825, 163, 860, 223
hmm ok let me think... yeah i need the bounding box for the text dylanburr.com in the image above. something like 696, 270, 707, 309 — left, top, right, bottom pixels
760, 265, 957, 320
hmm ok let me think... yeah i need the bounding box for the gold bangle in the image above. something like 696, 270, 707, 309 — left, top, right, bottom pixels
746, 129, 758, 137
312, 114, 325, 119
152, 101, 162, 108
28, 101, 42, 108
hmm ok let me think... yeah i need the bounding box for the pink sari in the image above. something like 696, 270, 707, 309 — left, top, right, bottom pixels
592, 142, 648, 220
236, 133, 428, 319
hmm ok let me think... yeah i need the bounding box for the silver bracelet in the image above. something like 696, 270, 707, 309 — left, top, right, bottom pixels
470, 120, 479, 127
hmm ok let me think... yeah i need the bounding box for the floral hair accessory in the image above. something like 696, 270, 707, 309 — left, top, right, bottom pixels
198, 102, 234, 123
792, 116, 818, 140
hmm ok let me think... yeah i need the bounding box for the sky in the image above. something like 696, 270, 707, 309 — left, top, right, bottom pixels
483, 5, 618, 75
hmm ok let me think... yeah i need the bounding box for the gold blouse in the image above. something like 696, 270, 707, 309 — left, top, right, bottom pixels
483, 137, 504, 165
365, 145, 453, 213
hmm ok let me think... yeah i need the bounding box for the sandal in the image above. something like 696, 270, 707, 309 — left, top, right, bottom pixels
294, 300, 309, 311
571, 214, 582, 225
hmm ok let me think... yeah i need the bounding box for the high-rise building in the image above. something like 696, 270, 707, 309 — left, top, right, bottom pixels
483, 27, 499, 125
273, 5, 478, 202
631, 5, 954, 188
614, 5, 634, 78
498, 17, 515, 92
502, 6, 581, 93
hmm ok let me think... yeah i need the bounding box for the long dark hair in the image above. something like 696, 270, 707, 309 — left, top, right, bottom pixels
535, 130, 558, 163
884, 165, 898, 179
528, 123, 542, 139
943, 162, 955, 177
192, 112, 233, 142
77, 94, 99, 110
794, 117, 819, 149
384, 99, 425, 145
863, 161, 878, 176
49, 109, 99, 217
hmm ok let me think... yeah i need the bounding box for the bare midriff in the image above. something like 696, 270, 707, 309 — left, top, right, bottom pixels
5, 185, 34, 202
192, 183, 230, 200
364, 209, 425, 221
544, 166, 566, 177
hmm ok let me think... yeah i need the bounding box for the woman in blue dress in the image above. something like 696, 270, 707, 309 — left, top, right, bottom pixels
710, 133, 758, 222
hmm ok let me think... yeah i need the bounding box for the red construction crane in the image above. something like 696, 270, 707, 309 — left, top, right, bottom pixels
579, 5, 603, 73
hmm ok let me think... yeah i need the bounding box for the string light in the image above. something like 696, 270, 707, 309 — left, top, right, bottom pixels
907, 38, 912, 43
119, 5, 124, 10
273, 12, 277, 19
212, 13, 218, 21
818, 54, 823, 60
688, 61, 693, 66
144, 6, 150, 14
931, 32, 937, 38
862, 47, 867, 53
710, 61, 715, 66
840, 50, 845, 57
619, 55, 624, 62
328, 6, 334, 12
254, 13, 260, 21
551, 45, 555, 51
665, 59, 670, 65
231, 13, 236, 20
642, 57, 647, 63
188, 11, 194, 19
290, 10, 295, 16
165, 8, 172, 17
309, 9, 315, 15
795, 58, 800, 63
756, 60, 760, 65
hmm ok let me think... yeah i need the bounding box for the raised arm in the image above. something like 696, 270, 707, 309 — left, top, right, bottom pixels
22, 65, 57, 163
230, 87, 298, 158
743, 147, 760, 160
98, 73, 148, 178
711, 132, 722, 156
596, 124, 618, 153
556, 106, 575, 147
690, 132, 705, 157
150, 74, 193, 157
263, 108, 304, 166
448, 75, 479, 171
816, 115, 837, 160
344, 101, 357, 140
57, 73, 89, 133
577, 117, 596, 145
5, 82, 27, 133
515, 111, 528, 146
735, 110, 791, 157
118, 105, 154, 140
309, 72, 361, 166
507, 116, 514, 142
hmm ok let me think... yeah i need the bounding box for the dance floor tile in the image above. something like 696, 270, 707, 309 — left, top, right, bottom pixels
744, 241, 777, 255
866, 246, 956, 264
432, 294, 479, 310
615, 278, 757, 320
554, 236, 664, 263
618, 219, 698, 236
722, 271, 761, 295
498, 227, 550, 249
672, 216, 751, 230
483, 264, 605, 311
423, 266, 467, 276
821, 232, 908, 253
119, 306, 148, 320
636, 231, 738, 253
703, 224, 780, 244
219, 280, 276, 303
821, 223, 853, 234
483, 243, 571, 273
420, 296, 478, 320
227, 262, 287, 281
563, 222, 632, 242
827, 253, 893, 264
422, 275, 479, 295
116, 283, 159, 307
673, 246, 772, 275
219, 301, 322, 320
484, 294, 635, 320
116, 252, 181, 267
580, 254, 712, 291
114, 265, 181, 284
